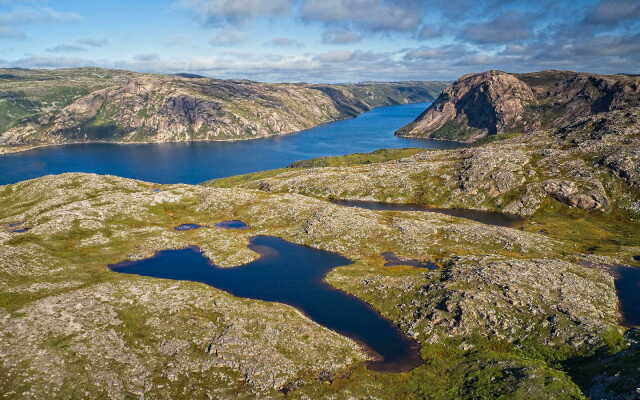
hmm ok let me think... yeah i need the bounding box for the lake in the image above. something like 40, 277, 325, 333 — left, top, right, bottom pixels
0, 103, 462, 185
110, 235, 424, 372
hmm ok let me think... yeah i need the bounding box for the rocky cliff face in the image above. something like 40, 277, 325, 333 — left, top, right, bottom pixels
397, 69, 640, 142
0, 68, 446, 148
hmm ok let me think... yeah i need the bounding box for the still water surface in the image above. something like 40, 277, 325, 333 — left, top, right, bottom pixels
110, 235, 423, 371
0, 103, 463, 185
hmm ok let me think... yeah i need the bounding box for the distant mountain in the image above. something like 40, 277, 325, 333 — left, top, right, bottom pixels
0, 67, 447, 148
396, 69, 640, 142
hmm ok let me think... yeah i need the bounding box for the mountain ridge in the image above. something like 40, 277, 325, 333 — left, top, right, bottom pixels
0, 68, 447, 151
396, 69, 640, 142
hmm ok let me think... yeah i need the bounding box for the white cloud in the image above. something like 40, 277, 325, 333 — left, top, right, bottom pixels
300, 0, 424, 33
0, 26, 27, 40
46, 44, 87, 53
0, 7, 81, 25
322, 29, 362, 44
209, 29, 247, 46
177, 0, 293, 25
76, 38, 109, 48
265, 37, 305, 48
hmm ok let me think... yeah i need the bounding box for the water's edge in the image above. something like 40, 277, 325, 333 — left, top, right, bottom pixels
109, 235, 424, 372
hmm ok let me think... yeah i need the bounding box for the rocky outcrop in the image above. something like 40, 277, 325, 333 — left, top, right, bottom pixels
0, 68, 447, 148
397, 70, 537, 141
397, 69, 640, 142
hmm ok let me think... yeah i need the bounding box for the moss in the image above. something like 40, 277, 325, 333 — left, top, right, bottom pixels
289, 148, 425, 168
528, 198, 640, 257
430, 120, 481, 141
407, 337, 586, 400
116, 305, 154, 347
204, 168, 291, 188
472, 132, 524, 146
44, 334, 75, 350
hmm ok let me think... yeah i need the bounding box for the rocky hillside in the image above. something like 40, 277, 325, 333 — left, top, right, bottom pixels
396, 70, 640, 142
202, 102, 640, 399
208, 105, 640, 262
0, 68, 446, 149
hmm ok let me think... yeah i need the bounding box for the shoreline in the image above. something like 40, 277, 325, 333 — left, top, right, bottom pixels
0, 101, 432, 156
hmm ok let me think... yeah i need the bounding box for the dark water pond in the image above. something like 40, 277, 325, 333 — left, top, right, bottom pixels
609, 265, 640, 327
382, 252, 437, 270
331, 199, 524, 227
109, 235, 422, 372
0, 103, 465, 185
174, 224, 205, 231
216, 220, 249, 230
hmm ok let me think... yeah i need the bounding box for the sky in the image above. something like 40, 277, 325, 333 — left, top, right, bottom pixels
0, 0, 638, 82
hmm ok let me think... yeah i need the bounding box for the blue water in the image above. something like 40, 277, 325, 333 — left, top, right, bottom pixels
110, 235, 423, 371
0, 103, 462, 185
216, 220, 249, 230
610, 265, 640, 327
174, 224, 205, 231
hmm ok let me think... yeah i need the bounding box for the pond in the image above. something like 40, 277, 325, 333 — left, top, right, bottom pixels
109, 235, 423, 372
609, 265, 640, 327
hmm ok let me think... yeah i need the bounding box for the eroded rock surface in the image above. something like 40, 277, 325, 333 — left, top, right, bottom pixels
397, 70, 640, 142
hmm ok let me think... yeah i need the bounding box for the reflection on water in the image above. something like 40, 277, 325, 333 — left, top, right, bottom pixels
174, 224, 205, 231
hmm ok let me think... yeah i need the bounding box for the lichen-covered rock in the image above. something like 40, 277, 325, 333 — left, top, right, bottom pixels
405, 256, 619, 348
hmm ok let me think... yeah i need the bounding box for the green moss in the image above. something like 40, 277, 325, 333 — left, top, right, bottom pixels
116, 305, 154, 347
44, 334, 75, 350
289, 148, 424, 168
407, 337, 586, 400
472, 132, 524, 146
204, 168, 291, 188
430, 120, 480, 141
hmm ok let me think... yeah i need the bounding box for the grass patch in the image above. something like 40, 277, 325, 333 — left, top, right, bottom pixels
116, 305, 153, 347
204, 168, 291, 188
289, 148, 424, 168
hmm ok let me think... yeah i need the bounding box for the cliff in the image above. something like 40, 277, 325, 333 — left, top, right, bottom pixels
396, 69, 640, 142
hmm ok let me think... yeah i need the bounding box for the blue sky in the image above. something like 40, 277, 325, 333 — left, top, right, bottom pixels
0, 0, 638, 82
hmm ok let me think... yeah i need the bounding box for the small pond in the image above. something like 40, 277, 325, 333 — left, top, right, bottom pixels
216, 220, 249, 230
609, 265, 640, 327
109, 235, 422, 372
174, 224, 205, 231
